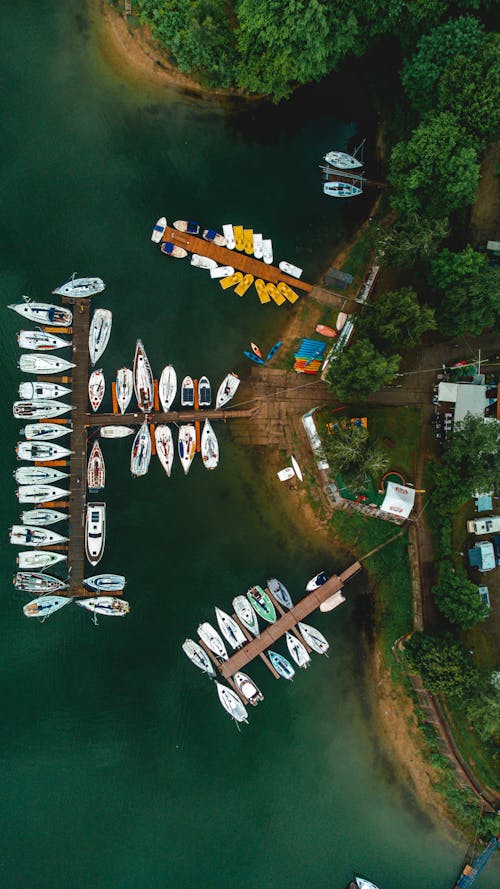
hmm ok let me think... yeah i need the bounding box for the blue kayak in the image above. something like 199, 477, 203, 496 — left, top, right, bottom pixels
266, 340, 282, 362
244, 350, 266, 366
268, 650, 295, 680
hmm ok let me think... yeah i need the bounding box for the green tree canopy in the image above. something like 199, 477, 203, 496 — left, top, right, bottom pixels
388, 112, 480, 219
466, 683, 500, 743
357, 287, 436, 350
320, 422, 389, 491
374, 214, 449, 268
437, 34, 500, 147
325, 338, 401, 401
432, 415, 500, 515
405, 632, 479, 697
433, 561, 490, 629
428, 246, 500, 335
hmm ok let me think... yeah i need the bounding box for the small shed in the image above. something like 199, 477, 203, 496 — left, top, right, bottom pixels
468, 540, 496, 572
475, 492, 493, 512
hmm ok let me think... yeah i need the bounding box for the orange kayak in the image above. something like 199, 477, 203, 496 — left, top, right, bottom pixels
316, 324, 337, 338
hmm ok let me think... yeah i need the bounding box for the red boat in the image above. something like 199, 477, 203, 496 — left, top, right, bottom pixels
250, 342, 263, 359
87, 440, 105, 492
316, 324, 337, 338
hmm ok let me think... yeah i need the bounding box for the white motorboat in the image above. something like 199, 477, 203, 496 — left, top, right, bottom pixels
116, 367, 133, 415
306, 570, 329, 591
9, 300, 72, 326
17, 485, 68, 504
18, 382, 71, 400
262, 239, 273, 264
298, 621, 329, 655
215, 607, 246, 650
85, 502, 105, 566
268, 650, 295, 680
253, 233, 263, 259
89, 308, 112, 365
130, 421, 151, 477
232, 594, 260, 636
178, 424, 196, 475
151, 216, 167, 242
286, 631, 311, 668
278, 260, 303, 279
209, 265, 234, 279
10, 525, 68, 547
215, 682, 248, 724
76, 597, 129, 617
182, 639, 216, 678
198, 375, 211, 407
17, 330, 70, 351
22, 422, 71, 441
197, 622, 228, 661
13, 400, 73, 419
355, 879, 381, 889
83, 574, 126, 592
155, 425, 174, 477
159, 365, 177, 411
100, 425, 134, 439
201, 419, 219, 470
180, 376, 194, 408
133, 340, 154, 412
190, 254, 218, 270
336, 311, 348, 331
87, 440, 105, 492
17, 550, 67, 570
52, 274, 105, 297
267, 578, 293, 609
222, 224, 235, 249
23, 595, 72, 619
173, 220, 200, 235
324, 150, 363, 170
203, 228, 226, 247
14, 572, 68, 593
233, 671, 264, 706
16, 441, 71, 462
161, 242, 188, 259
18, 354, 75, 374
323, 181, 362, 198
215, 373, 240, 409
15, 467, 68, 485
20, 508, 67, 526
89, 369, 105, 412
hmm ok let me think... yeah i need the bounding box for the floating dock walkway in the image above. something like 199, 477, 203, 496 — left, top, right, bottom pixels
90, 407, 257, 426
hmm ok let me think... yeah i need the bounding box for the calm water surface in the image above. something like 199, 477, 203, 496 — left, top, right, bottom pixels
1, 3, 495, 888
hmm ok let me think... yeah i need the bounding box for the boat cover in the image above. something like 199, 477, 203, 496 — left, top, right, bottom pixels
205, 228, 217, 240
187, 221, 199, 234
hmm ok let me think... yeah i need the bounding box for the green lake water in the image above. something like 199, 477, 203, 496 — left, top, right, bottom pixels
1, 3, 496, 887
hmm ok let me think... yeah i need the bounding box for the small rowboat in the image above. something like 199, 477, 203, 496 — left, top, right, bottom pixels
9, 300, 72, 326
178, 424, 196, 475
89, 308, 112, 365
83, 574, 126, 592
133, 340, 154, 412
18, 330, 70, 351
215, 607, 246, 649
220, 272, 243, 290
234, 274, 254, 297
253, 233, 263, 259
17, 550, 66, 570
323, 181, 362, 198
247, 585, 276, 623
159, 365, 177, 411
16, 441, 71, 462
198, 376, 211, 407
255, 279, 271, 304
181, 376, 194, 408
336, 312, 348, 331
15, 467, 68, 485
268, 650, 295, 680
197, 622, 228, 660
286, 631, 311, 668
222, 224, 235, 249
262, 239, 273, 264
266, 283, 285, 306
277, 282, 299, 304
324, 150, 363, 170
161, 242, 188, 258
87, 440, 105, 492
279, 260, 303, 279
88, 370, 105, 412
203, 228, 226, 247
244, 350, 265, 366
250, 342, 263, 359
18, 354, 75, 374
116, 367, 133, 415
155, 425, 174, 477
130, 421, 152, 477
232, 594, 260, 636
100, 426, 134, 438
23, 596, 72, 619
267, 578, 293, 609
77, 597, 130, 617
243, 229, 254, 254
216, 682, 248, 724
233, 225, 244, 251
182, 638, 215, 678
266, 340, 282, 362
215, 373, 239, 409
14, 572, 68, 593
210, 265, 234, 279
191, 253, 217, 270
201, 420, 219, 470
316, 324, 337, 338
233, 672, 264, 706
21, 423, 71, 441
20, 508, 67, 525
298, 622, 329, 655
151, 216, 167, 242
173, 220, 200, 235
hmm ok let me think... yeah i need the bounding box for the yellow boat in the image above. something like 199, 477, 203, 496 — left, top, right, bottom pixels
266, 283, 286, 306
277, 281, 299, 304
243, 229, 254, 255
233, 226, 244, 251
255, 279, 271, 304
220, 272, 243, 290
234, 274, 254, 297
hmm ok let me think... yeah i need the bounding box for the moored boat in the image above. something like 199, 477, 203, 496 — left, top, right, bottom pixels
116, 367, 133, 415
215, 607, 246, 650
268, 650, 295, 680
306, 570, 329, 591
15, 467, 68, 485
247, 585, 276, 623
233, 225, 244, 251
233, 671, 264, 706
210, 265, 234, 279
20, 508, 67, 525
232, 595, 260, 636
76, 597, 130, 617
130, 421, 152, 477
133, 340, 154, 412
336, 311, 348, 331
234, 274, 254, 297
255, 279, 271, 304
178, 424, 196, 475
18, 330, 70, 351
87, 440, 105, 492
253, 233, 263, 259
161, 242, 188, 259
85, 502, 106, 566
277, 282, 299, 304
266, 340, 282, 363
250, 342, 263, 359
180, 376, 194, 407
10, 525, 68, 547
21, 422, 71, 441
278, 260, 303, 278
151, 216, 167, 242
244, 350, 265, 366
266, 283, 285, 306
286, 631, 311, 668
89, 308, 112, 365
215, 373, 240, 409
215, 681, 249, 723
203, 228, 226, 247
243, 228, 253, 254
197, 622, 228, 661
16, 441, 71, 462
52, 274, 105, 297
9, 300, 72, 326
17, 550, 67, 570
198, 375, 211, 407
190, 253, 217, 270
14, 572, 68, 593
100, 425, 134, 439
13, 400, 73, 419
17, 484, 68, 504
222, 224, 235, 249
324, 150, 363, 170
291, 456, 303, 482
323, 181, 362, 198
182, 638, 216, 678
88, 369, 105, 412
267, 578, 293, 609
200, 420, 219, 470
18, 354, 75, 374
354, 879, 381, 889
23, 595, 71, 619
173, 220, 200, 235
262, 239, 273, 264
83, 574, 126, 592
298, 621, 329, 655
159, 365, 177, 411
155, 425, 174, 477
18, 381, 71, 401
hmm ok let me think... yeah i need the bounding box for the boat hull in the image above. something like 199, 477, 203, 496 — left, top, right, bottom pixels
151, 216, 167, 243
85, 502, 105, 566
53, 276, 105, 297
89, 308, 112, 365
21, 423, 71, 441
13, 400, 73, 419
198, 375, 211, 407
20, 509, 67, 525
216, 682, 248, 723
130, 421, 152, 477
268, 650, 295, 680
201, 420, 219, 470
83, 574, 126, 592
232, 595, 260, 636
116, 367, 133, 415
247, 586, 276, 623
233, 671, 264, 706
16, 441, 71, 462
100, 425, 134, 438
159, 365, 177, 411
87, 440, 105, 492
215, 373, 240, 409
267, 578, 293, 609
17, 551, 66, 570
286, 631, 311, 668
133, 340, 154, 412
23, 595, 71, 618
182, 639, 216, 677
178, 425, 196, 475
10, 525, 68, 547
197, 622, 228, 660
9, 302, 72, 326
155, 425, 174, 477
14, 572, 67, 593
215, 607, 246, 649
18, 330, 70, 351
15, 467, 68, 485
88, 370, 105, 412
298, 621, 329, 655
17, 485, 68, 504
77, 597, 129, 616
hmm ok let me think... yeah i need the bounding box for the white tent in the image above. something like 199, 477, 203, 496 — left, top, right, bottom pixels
380, 481, 415, 519
438, 382, 458, 403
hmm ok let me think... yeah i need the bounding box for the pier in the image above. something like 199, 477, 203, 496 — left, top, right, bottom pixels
89, 407, 257, 426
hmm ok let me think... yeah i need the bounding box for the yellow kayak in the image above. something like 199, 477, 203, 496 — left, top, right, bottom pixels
233, 226, 244, 251
243, 229, 254, 255
255, 279, 271, 304
234, 274, 254, 297
277, 282, 299, 304
220, 272, 243, 290
266, 283, 286, 306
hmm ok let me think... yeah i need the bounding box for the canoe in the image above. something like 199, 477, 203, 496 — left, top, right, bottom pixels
233, 672, 264, 706
220, 272, 243, 290
16, 441, 71, 462
244, 351, 265, 366
9, 301, 72, 326
277, 282, 299, 304
161, 242, 188, 259
198, 375, 211, 407
268, 650, 295, 680
336, 312, 348, 331
182, 638, 216, 678
17, 550, 66, 570
18, 330, 70, 351
243, 229, 254, 255
15, 467, 68, 485
20, 508, 67, 525
298, 621, 329, 655
278, 261, 303, 279
18, 354, 75, 374
100, 426, 134, 438
21, 422, 71, 441
180, 376, 194, 408
130, 421, 152, 477
215, 607, 246, 649
266, 283, 285, 306
215, 681, 248, 723
116, 367, 133, 414
262, 239, 273, 264
83, 574, 126, 592
201, 420, 219, 470
255, 279, 271, 304
286, 631, 311, 668
247, 585, 276, 623
88, 370, 105, 412
9, 525, 68, 547
89, 308, 112, 366
178, 425, 196, 475
133, 340, 154, 412
250, 342, 263, 359
323, 181, 362, 198
87, 440, 105, 492
16, 484, 68, 504
23, 596, 71, 619
155, 425, 174, 477
232, 595, 260, 636
215, 373, 240, 409
197, 622, 228, 660
203, 228, 226, 247
85, 502, 105, 566
222, 224, 235, 250
18, 381, 71, 400
77, 597, 130, 617
210, 265, 234, 279
253, 233, 263, 260
52, 275, 105, 298
14, 572, 68, 593
324, 150, 363, 170
151, 216, 167, 242
233, 225, 244, 251
191, 253, 217, 270
291, 456, 303, 482
316, 324, 337, 338
159, 365, 177, 411
306, 570, 329, 591
266, 340, 282, 362
173, 220, 200, 235
267, 578, 293, 609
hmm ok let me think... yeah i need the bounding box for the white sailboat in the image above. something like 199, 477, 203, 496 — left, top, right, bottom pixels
298, 622, 329, 655
20, 508, 67, 526
286, 631, 311, 668
52, 274, 105, 297
89, 308, 112, 365
76, 597, 129, 617
15, 467, 68, 485
215, 607, 246, 650
323, 181, 362, 198
17, 485, 68, 504
197, 622, 228, 661
130, 421, 152, 477
13, 400, 73, 420
87, 440, 105, 492
355, 879, 381, 889
215, 682, 248, 724
14, 572, 68, 593
17, 550, 67, 570
178, 425, 196, 475
267, 578, 293, 609
10, 525, 68, 547
215, 373, 240, 409
21, 422, 71, 441
155, 425, 174, 477
23, 595, 72, 619
232, 595, 260, 636
83, 574, 126, 592
9, 299, 72, 326
324, 150, 363, 170
18, 381, 71, 400
88, 369, 105, 412
16, 441, 71, 462
159, 365, 177, 411
18, 354, 75, 374
116, 367, 133, 415
85, 502, 105, 566
201, 419, 219, 470
182, 639, 216, 678
133, 340, 154, 412
17, 330, 70, 351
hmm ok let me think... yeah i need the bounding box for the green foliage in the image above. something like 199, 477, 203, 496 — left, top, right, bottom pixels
428, 246, 500, 335
325, 338, 400, 401
437, 34, 500, 147
405, 632, 479, 697
432, 415, 500, 517
357, 287, 436, 350
388, 112, 480, 219
320, 422, 389, 491
465, 683, 500, 743
374, 214, 449, 268
433, 561, 490, 629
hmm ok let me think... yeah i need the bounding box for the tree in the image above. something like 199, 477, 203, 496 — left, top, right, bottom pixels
405, 632, 479, 697
374, 214, 449, 268
447, 415, 500, 498
466, 683, 500, 742
357, 287, 436, 351
428, 246, 500, 335
325, 338, 400, 401
320, 422, 389, 491
437, 34, 500, 148
433, 561, 490, 629
389, 112, 480, 219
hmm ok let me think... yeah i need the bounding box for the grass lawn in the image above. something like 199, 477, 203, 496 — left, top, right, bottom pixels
340, 229, 374, 291
443, 696, 500, 793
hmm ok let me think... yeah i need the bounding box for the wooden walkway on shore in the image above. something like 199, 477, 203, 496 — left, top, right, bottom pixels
161, 224, 313, 293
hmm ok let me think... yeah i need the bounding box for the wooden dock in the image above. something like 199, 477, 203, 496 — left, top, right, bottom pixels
161, 225, 313, 293
91, 407, 257, 427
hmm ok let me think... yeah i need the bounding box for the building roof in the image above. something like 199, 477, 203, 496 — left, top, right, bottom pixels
438, 382, 458, 403
454, 384, 487, 424
475, 492, 493, 512
469, 541, 496, 571
380, 481, 415, 519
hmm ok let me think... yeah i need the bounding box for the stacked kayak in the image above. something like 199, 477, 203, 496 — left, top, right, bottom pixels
294, 339, 326, 374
